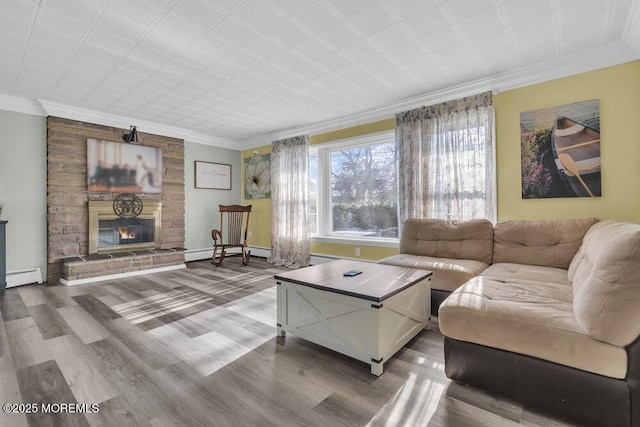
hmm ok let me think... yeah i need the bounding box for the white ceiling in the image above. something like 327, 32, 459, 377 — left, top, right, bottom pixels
0, 0, 639, 148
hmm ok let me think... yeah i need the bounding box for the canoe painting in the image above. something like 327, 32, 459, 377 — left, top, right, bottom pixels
552, 116, 601, 197
520, 99, 600, 199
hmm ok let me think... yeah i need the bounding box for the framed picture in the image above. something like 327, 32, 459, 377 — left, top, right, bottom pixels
87, 138, 162, 193
244, 152, 271, 199
520, 99, 600, 199
195, 161, 232, 190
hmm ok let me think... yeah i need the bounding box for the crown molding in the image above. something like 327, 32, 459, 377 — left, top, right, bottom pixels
1, 38, 637, 152
37, 99, 239, 149
239, 41, 639, 149
0, 94, 240, 149
0, 93, 46, 116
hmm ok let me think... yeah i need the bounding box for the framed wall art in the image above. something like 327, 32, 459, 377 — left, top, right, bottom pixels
87, 138, 162, 193
195, 161, 232, 190
244, 152, 271, 199
520, 99, 600, 199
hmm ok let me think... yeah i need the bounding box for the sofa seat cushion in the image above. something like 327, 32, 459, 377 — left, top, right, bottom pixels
378, 254, 489, 292
480, 263, 570, 287
438, 276, 627, 379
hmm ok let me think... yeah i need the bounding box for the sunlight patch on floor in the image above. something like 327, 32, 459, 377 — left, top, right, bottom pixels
224, 286, 277, 326
368, 373, 446, 427
112, 289, 214, 324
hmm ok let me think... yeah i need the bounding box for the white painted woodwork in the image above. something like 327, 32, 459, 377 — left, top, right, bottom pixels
60, 264, 186, 286
277, 267, 431, 375
0, 1, 637, 145
6, 268, 43, 288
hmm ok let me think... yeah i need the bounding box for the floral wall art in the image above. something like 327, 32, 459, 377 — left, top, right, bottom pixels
244, 151, 271, 199
520, 99, 600, 199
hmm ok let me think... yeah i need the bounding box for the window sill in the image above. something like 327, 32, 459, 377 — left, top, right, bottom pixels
311, 236, 399, 248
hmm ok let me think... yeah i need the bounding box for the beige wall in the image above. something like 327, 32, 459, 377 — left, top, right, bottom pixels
244, 60, 640, 260
494, 60, 640, 222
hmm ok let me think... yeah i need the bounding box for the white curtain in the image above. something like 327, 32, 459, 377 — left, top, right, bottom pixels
268, 135, 310, 268
397, 92, 495, 226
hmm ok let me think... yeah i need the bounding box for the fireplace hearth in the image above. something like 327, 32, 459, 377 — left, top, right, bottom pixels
89, 200, 161, 254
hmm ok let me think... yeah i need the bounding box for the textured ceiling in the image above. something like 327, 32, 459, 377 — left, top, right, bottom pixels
0, 0, 638, 144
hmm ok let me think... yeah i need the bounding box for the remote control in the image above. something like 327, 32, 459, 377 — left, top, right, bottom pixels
343, 270, 362, 277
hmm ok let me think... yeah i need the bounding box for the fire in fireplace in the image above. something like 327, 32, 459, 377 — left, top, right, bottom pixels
89, 200, 162, 254
98, 218, 155, 248
119, 227, 135, 241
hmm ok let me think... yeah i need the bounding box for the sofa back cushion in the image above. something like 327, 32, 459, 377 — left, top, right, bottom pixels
493, 218, 599, 269
569, 220, 640, 347
400, 218, 494, 264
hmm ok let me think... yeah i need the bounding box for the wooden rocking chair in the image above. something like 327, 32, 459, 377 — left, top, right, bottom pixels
211, 204, 252, 266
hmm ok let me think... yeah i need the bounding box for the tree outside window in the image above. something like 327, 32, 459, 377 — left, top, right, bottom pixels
310, 132, 398, 240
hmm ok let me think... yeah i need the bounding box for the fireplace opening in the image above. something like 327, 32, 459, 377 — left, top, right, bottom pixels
89, 200, 162, 254
98, 218, 155, 248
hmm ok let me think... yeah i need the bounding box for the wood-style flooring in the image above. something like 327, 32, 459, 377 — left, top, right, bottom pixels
0, 258, 575, 426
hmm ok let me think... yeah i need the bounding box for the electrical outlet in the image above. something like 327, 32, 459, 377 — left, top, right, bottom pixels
355, 247, 360, 257
247, 230, 252, 238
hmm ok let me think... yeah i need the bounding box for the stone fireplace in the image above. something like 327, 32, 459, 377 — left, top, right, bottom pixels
46, 117, 186, 284
88, 200, 162, 254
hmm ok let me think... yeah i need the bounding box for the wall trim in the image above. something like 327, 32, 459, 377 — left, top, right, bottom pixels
7, 268, 43, 288
185, 248, 214, 262
187, 246, 379, 264
0, 94, 46, 116
37, 99, 238, 149
60, 264, 186, 286
239, 41, 639, 148
248, 246, 374, 265
0, 40, 637, 151
185, 247, 250, 262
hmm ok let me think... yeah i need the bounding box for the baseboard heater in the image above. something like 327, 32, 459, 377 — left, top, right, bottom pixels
184, 247, 372, 266
7, 267, 43, 288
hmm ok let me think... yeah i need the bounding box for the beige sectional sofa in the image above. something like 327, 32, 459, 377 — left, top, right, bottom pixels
378, 218, 495, 315
378, 217, 640, 426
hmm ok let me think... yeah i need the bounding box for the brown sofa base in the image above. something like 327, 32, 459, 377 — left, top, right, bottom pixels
444, 337, 637, 426
431, 289, 450, 317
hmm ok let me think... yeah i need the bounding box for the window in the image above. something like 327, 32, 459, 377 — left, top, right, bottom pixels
309, 131, 398, 241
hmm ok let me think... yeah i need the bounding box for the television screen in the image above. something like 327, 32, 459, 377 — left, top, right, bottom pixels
87, 138, 162, 193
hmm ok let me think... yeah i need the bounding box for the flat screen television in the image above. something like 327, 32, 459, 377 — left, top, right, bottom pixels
87, 138, 162, 193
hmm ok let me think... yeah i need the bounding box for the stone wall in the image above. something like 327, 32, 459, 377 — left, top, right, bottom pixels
62, 248, 185, 283
47, 117, 185, 284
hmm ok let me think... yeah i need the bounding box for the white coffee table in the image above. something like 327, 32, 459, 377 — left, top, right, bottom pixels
275, 259, 432, 375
